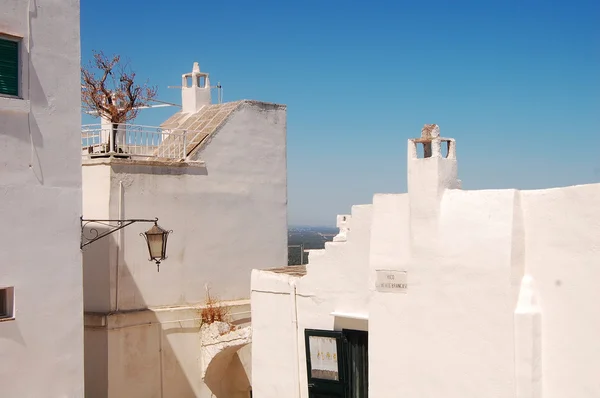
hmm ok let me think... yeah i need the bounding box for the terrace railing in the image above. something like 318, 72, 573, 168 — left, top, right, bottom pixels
81, 124, 187, 160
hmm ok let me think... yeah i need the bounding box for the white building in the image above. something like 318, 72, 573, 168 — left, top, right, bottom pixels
251, 124, 600, 398
0, 1, 84, 397
82, 63, 287, 397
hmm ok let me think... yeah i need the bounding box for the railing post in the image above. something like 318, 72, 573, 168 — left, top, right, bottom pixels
183, 131, 187, 160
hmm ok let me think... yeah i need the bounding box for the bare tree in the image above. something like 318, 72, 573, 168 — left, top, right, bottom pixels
81, 51, 158, 153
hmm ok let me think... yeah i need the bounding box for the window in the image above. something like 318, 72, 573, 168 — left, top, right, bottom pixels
0, 37, 19, 97
0, 287, 15, 320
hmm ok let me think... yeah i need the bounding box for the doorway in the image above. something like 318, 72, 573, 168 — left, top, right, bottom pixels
305, 329, 368, 398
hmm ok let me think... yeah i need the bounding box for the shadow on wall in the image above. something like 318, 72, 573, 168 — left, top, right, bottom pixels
0, 318, 26, 347
82, 226, 250, 398
204, 343, 251, 398
82, 226, 198, 398
114, 163, 209, 177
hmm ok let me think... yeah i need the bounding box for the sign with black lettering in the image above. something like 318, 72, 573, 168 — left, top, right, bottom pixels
375, 270, 407, 293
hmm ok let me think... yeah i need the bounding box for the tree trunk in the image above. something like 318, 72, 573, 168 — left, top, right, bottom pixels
110, 123, 118, 153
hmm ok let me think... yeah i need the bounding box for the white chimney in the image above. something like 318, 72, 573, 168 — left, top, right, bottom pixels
181, 62, 211, 114
407, 124, 460, 255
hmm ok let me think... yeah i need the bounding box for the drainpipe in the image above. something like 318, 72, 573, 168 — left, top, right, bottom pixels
115, 181, 123, 311
289, 280, 301, 398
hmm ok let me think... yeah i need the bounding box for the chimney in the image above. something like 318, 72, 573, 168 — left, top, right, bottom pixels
407, 124, 460, 254
181, 62, 211, 113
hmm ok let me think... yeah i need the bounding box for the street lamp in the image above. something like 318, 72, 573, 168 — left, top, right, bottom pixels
81, 217, 172, 271
141, 222, 172, 271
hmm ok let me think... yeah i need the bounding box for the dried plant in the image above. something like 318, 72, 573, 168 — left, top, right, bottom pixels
200, 287, 231, 326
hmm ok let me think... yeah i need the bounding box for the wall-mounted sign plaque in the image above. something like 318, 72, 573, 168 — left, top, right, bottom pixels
375, 270, 407, 293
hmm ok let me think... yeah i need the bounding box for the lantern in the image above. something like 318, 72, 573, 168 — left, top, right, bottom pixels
141, 223, 172, 271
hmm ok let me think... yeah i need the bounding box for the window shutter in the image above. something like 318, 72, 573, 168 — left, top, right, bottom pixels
0, 38, 19, 97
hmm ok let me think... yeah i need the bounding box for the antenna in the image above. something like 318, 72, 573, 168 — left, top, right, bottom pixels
215, 82, 222, 104
82, 99, 180, 115
151, 99, 181, 107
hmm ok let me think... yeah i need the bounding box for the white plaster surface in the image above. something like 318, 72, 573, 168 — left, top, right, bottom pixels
85, 300, 251, 398
251, 271, 301, 398
332, 214, 350, 242
82, 100, 287, 311
520, 184, 600, 398
252, 203, 373, 398
0, 0, 83, 396
200, 322, 252, 397
82, 100, 286, 397
251, 125, 600, 397
182, 62, 211, 114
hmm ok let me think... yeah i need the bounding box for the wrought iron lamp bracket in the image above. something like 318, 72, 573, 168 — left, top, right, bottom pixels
80, 217, 159, 249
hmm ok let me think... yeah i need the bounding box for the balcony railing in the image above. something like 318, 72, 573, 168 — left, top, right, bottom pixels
81, 124, 187, 160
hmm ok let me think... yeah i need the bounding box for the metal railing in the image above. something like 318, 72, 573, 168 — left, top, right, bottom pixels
81, 124, 187, 160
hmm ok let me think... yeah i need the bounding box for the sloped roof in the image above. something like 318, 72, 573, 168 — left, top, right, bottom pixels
157, 100, 244, 159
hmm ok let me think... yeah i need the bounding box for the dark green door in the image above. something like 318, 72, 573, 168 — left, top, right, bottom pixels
305, 330, 347, 398
343, 330, 368, 398
305, 329, 369, 398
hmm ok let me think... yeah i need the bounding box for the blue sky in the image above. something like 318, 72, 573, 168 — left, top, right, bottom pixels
81, 0, 600, 226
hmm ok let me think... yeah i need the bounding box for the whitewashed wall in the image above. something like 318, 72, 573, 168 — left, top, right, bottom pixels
82, 101, 286, 397
84, 302, 251, 398
251, 204, 372, 398
251, 271, 301, 398
369, 188, 520, 397
521, 184, 600, 398
83, 101, 287, 311
0, 0, 83, 396
251, 137, 600, 397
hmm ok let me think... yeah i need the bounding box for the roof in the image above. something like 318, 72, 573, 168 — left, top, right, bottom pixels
158, 100, 242, 159
260, 265, 307, 277
157, 99, 286, 160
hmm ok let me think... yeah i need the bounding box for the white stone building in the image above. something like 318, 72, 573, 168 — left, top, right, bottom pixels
82, 63, 287, 397
251, 124, 600, 398
0, 0, 84, 396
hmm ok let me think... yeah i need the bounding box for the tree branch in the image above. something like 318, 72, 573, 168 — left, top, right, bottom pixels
81, 50, 157, 124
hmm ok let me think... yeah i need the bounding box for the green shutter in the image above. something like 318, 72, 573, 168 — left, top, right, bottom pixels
0, 38, 19, 97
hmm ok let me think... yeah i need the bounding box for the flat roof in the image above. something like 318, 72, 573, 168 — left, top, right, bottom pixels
260, 265, 307, 277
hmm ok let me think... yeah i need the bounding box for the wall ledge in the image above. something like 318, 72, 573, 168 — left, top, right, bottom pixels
0, 96, 30, 113
82, 157, 206, 169
330, 311, 369, 321
84, 299, 250, 330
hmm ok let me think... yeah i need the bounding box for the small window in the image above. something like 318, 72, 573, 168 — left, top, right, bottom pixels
0, 287, 15, 320
0, 37, 19, 97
